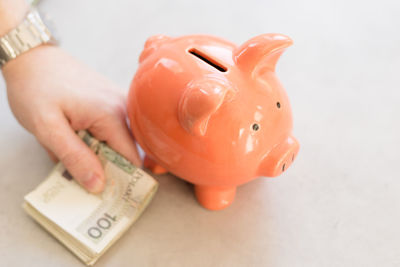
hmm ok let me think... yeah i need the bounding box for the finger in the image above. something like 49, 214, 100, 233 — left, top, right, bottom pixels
36, 111, 105, 193
91, 116, 142, 167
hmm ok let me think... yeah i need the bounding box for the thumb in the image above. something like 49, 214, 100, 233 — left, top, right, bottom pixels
36, 112, 105, 193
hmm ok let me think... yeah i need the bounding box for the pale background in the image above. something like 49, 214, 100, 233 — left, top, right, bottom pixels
1, 0, 399, 266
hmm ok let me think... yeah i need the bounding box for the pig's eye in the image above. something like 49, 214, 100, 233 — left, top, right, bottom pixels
252, 123, 260, 131
277, 102, 281, 108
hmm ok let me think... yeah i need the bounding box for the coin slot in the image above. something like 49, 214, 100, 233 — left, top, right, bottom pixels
189, 48, 227, 72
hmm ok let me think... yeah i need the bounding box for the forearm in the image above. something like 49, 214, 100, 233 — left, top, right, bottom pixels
0, 0, 29, 36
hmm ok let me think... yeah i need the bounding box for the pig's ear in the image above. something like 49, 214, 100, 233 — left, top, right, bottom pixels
178, 77, 235, 136
139, 34, 170, 63
234, 33, 293, 76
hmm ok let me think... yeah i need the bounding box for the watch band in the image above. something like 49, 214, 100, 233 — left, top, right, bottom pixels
0, 8, 56, 68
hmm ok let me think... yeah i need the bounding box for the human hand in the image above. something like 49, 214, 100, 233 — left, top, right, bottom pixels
2, 45, 141, 193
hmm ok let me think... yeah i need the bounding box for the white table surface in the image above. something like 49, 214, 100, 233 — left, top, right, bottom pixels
1, 0, 399, 266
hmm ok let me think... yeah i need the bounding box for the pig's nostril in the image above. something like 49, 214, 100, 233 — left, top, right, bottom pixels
282, 163, 286, 172
252, 123, 260, 131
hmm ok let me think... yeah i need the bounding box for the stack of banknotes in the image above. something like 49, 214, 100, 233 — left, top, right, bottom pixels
23, 131, 158, 265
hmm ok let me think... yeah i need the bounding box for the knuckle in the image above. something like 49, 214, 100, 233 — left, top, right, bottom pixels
98, 98, 126, 123
107, 96, 126, 118
113, 103, 126, 119
33, 112, 63, 141
60, 150, 86, 170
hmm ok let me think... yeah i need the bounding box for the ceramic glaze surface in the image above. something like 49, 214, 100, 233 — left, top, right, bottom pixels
128, 33, 299, 210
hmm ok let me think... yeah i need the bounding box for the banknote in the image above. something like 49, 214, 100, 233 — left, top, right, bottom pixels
23, 131, 158, 265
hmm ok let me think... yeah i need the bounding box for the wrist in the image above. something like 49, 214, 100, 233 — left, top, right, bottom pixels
2, 44, 55, 79
0, 0, 30, 36
0, 5, 57, 71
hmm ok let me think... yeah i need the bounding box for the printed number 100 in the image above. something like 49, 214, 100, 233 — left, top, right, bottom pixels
88, 213, 117, 239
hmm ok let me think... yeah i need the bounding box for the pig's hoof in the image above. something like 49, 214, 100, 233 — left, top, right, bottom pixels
144, 156, 168, 174
194, 185, 236, 210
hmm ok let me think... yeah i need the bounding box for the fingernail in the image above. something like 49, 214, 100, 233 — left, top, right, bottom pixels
83, 173, 104, 193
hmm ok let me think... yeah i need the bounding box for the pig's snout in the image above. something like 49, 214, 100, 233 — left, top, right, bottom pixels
258, 135, 299, 177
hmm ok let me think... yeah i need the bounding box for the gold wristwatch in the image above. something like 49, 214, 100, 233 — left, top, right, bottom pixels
0, 8, 56, 68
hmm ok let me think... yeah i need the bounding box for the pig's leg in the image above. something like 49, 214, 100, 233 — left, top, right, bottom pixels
143, 155, 168, 174
194, 185, 236, 210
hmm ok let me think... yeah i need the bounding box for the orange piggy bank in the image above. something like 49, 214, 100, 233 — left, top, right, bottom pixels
127, 33, 299, 210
